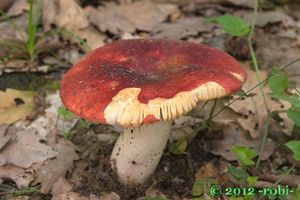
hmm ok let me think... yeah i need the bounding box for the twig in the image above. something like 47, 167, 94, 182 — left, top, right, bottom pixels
255, 180, 274, 188
247, 0, 270, 114
255, 114, 271, 170
258, 167, 300, 188
274, 163, 297, 186
207, 99, 217, 123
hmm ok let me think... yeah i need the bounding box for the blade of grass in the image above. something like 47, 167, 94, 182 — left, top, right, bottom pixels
0, 39, 25, 50
26, 0, 43, 61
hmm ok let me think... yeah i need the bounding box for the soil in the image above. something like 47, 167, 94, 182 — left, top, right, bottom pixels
69, 123, 219, 199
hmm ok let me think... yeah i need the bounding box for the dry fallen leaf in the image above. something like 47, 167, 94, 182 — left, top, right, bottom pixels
6, 0, 28, 17
0, 124, 10, 150
100, 192, 120, 200
222, 0, 254, 8
52, 192, 104, 200
0, 128, 57, 168
0, 0, 14, 11
16, 91, 78, 140
43, 0, 88, 31
43, 0, 105, 50
0, 124, 11, 166
229, 66, 269, 138
210, 123, 275, 161
241, 9, 295, 28
35, 140, 79, 193
87, 0, 177, 34
0, 154, 5, 166
0, 18, 24, 41
229, 66, 294, 137
169, 116, 202, 142
0, 164, 34, 188
153, 17, 213, 39
51, 177, 73, 197
11, 197, 30, 200
255, 31, 300, 88
195, 162, 219, 181
0, 88, 36, 125
190, 100, 239, 128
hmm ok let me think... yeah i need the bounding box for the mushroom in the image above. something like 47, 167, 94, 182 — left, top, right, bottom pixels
60, 39, 247, 186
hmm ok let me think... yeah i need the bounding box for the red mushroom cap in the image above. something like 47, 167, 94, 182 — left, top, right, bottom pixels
60, 39, 247, 127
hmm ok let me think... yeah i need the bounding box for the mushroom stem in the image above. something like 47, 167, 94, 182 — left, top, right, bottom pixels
110, 121, 172, 186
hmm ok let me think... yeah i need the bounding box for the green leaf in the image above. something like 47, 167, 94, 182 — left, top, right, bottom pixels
247, 176, 258, 187
168, 138, 187, 155
285, 140, 300, 161
287, 107, 300, 127
232, 146, 257, 166
228, 166, 248, 182
210, 14, 250, 36
268, 68, 289, 95
192, 180, 205, 196
192, 178, 217, 197
79, 119, 93, 128
58, 107, 75, 119
63, 131, 72, 139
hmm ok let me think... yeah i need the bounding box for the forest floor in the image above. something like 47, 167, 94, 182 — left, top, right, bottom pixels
0, 0, 300, 200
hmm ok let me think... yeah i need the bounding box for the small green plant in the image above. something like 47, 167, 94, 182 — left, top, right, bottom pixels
78, 119, 93, 128
168, 137, 187, 155
268, 68, 289, 96
209, 14, 250, 36
192, 178, 218, 199
0, 184, 39, 197
210, 0, 300, 175
58, 107, 76, 119
232, 146, 257, 166
208, 3, 300, 199
285, 140, 300, 161
63, 131, 72, 139
27, 0, 43, 61
268, 68, 300, 127
209, 0, 272, 171
0, 0, 43, 62
228, 166, 248, 187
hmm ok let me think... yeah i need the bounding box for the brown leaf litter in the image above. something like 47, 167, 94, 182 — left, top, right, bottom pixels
210, 123, 275, 161
152, 17, 213, 40
0, 89, 36, 125
0, 0, 14, 12
34, 140, 79, 193
87, 0, 178, 34
0, 164, 33, 188
229, 65, 294, 137
0, 127, 57, 168
42, 0, 105, 50
0, 90, 80, 192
